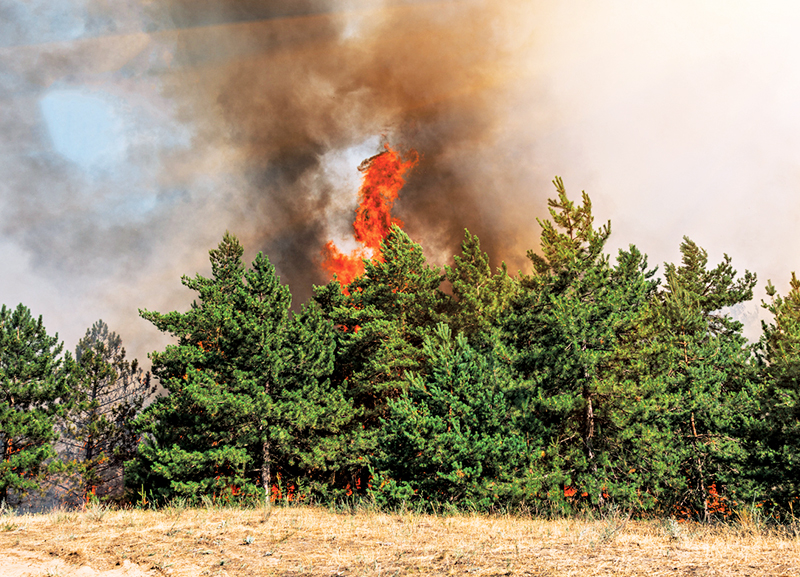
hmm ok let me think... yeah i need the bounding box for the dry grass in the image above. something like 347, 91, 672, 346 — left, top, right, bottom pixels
0, 502, 798, 576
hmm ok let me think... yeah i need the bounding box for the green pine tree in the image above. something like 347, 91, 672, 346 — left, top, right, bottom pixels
130, 232, 355, 503
445, 230, 518, 351
371, 323, 528, 510
317, 226, 450, 425
269, 302, 365, 498
314, 226, 452, 494
762, 273, 800, 362
502, 178, 660, 511
644, 238, 759, 519
0, 304, 76, 504
750, 272, 800, 509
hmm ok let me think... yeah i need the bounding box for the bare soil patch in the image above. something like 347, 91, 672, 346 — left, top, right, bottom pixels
0, 505, 797, 576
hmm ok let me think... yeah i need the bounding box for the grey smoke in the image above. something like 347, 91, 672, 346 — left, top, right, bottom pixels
2, 0, 800, 363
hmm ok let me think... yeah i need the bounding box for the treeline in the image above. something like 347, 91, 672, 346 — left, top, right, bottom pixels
3, 179, 800, 520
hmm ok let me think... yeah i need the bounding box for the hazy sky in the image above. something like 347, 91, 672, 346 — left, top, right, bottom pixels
2, 0, 800, 363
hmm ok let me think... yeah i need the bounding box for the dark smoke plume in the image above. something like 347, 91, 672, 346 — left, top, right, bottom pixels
4, 0, 800, 360
158, 0, 546, 294
1, 0, 548, 362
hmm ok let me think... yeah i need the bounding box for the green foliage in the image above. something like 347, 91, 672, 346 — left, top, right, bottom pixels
762, 272, 800, 364
64, 320, 154, 500
316, 226, 450, 426
0, 304, 76, 503
445, 230, 518, 350
502, 178, 660, 512
13, 173, 797, 518
642, 237, 759, 519
370, 324, 528, 510
130, 232, 356, 503
751, 273, 800, 508
526, 176, 610, 282
314, 227, 452, 494
273, 303, 366, 495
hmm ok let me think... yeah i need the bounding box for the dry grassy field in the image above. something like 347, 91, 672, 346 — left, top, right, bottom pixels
0, 503, 798, 576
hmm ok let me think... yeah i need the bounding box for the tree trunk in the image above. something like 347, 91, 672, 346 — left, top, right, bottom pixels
261, 436, 271, 510
691, 412, 709, 522
0, 438, 7, 506
583, 380, 597, 472
84, 434, 94, 497
582, 345, 596, 471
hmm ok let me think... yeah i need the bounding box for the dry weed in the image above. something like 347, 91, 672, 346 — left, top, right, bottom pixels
0, 505, 797, 576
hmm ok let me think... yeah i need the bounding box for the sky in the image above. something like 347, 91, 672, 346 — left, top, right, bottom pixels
2, 0, 800, 363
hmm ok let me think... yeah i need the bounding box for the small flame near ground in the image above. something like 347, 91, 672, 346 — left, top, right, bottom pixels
322, 144, 419, 290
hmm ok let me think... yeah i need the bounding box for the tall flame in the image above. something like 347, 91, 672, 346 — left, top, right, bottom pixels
322, 144, 419, 289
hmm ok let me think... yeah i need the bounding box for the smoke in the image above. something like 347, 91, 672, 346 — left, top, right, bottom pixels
157, 0, 537, 278
3, 0, 800, 361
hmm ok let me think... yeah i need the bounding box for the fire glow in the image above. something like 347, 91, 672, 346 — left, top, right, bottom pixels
322, 144, 419, 289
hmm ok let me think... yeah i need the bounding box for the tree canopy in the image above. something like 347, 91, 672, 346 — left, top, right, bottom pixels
0, 304, 75, 503
131, 232, 356, 503
5, 177, 800, 519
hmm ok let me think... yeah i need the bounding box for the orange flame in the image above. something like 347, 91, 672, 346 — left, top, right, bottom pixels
322, 144, 419, 289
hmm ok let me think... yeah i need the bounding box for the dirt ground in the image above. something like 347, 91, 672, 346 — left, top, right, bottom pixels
2, 549, 149, 576
1, 504, 798, 576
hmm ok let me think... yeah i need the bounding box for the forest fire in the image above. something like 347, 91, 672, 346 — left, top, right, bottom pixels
321, 144, 419, 290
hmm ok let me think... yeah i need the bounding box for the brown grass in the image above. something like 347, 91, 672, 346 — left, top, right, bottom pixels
0, 503, 798, 576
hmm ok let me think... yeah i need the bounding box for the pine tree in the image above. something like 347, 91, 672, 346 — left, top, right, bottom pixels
371, 323, 528, 509
761, 272, 800, 363
317, 226, 450, 425
502, 178, 659, 511
445, 230, 518, 350
751, 272, 800, 508
131, 232, 355, 502
0, 304, 75, 503
314, 226, 452, 494
645, 238, 758, 519
270, 302, 364, 497
63, 320, 154, 500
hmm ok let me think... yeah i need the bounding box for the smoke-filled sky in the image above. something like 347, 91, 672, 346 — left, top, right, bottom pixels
2, 0, 800, 362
